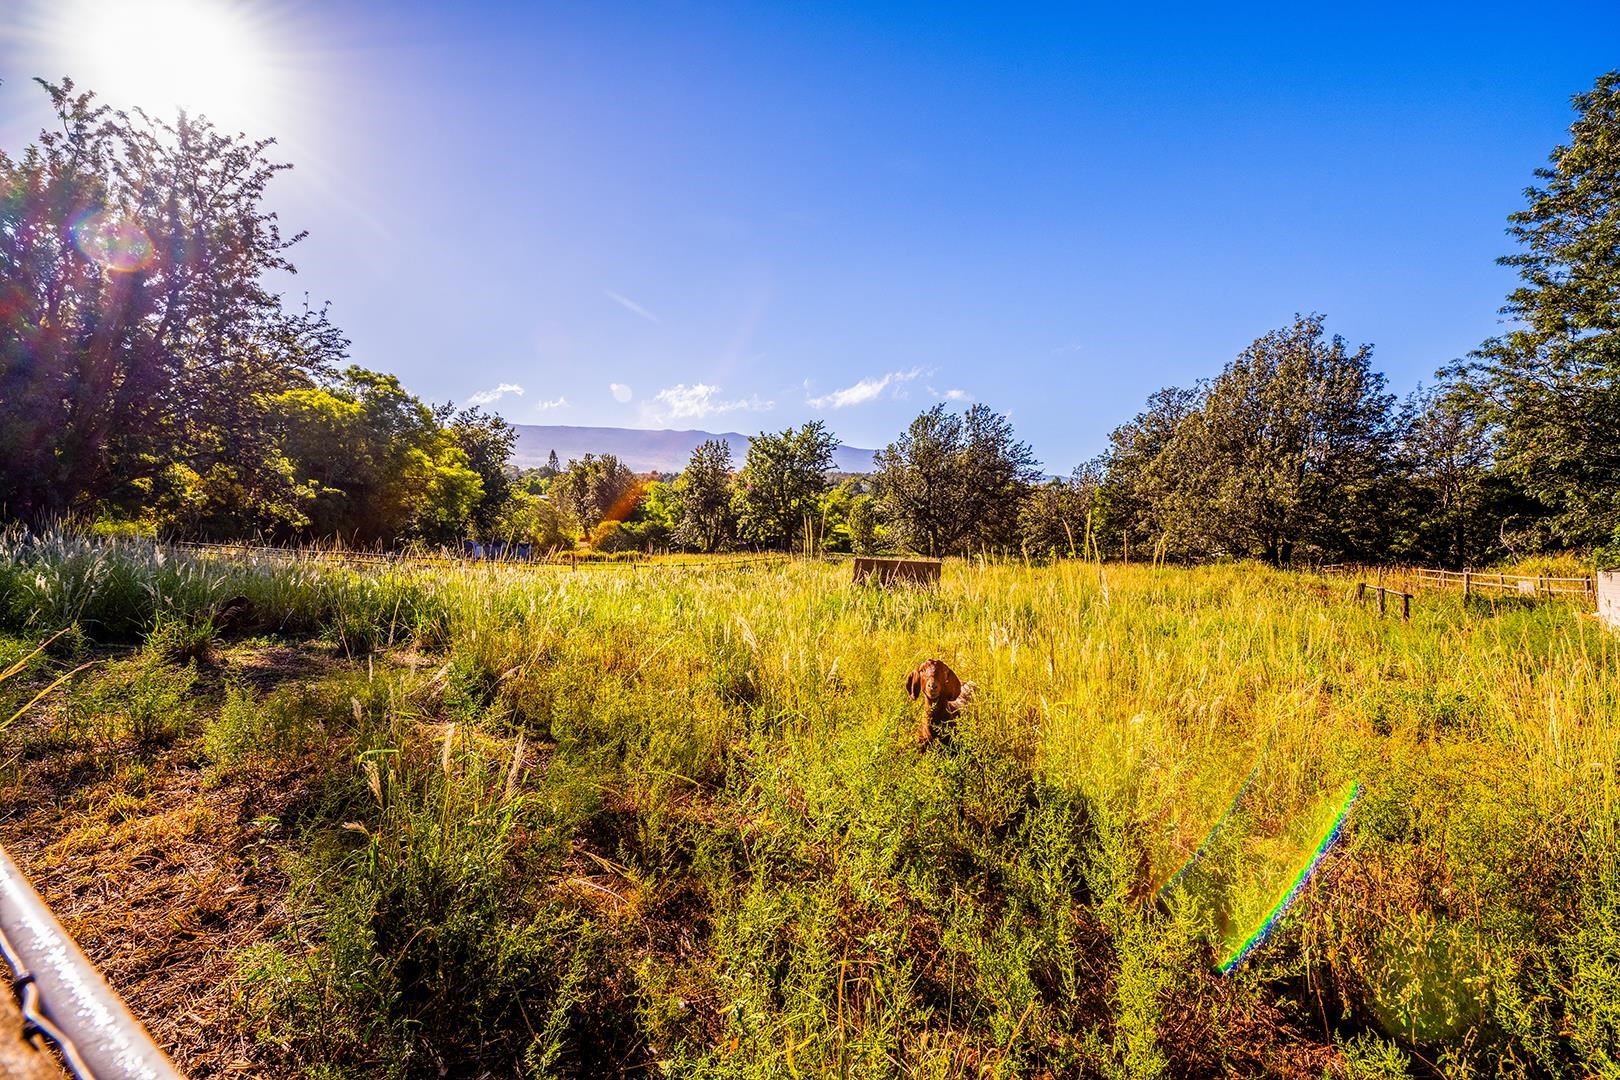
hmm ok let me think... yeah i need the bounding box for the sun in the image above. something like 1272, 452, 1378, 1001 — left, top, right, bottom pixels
30, 0, 283, 129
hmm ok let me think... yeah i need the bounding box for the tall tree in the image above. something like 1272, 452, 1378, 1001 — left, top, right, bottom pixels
875, 403, 1041, 556
735, 422, 838, 550
675, 439, 736, 552
0, 79, 344, 522
1451, 70, 1620, 548
550, 454, 638, 533
1393, 386, 1514, 566
1095, 386, 1199, 559
960, 403, 1043, 551
450, 407, 517, 535
1152, 314, 1395, 564
270, 366, 481, 544
873, 405, 963, 556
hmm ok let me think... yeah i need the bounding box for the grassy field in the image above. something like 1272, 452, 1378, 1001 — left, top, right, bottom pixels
0, 534, 1616, 1078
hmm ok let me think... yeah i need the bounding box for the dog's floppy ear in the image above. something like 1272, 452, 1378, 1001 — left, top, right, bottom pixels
905, 666, 922, 699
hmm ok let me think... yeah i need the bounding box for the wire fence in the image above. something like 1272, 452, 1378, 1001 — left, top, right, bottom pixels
0, 845, 183, 1080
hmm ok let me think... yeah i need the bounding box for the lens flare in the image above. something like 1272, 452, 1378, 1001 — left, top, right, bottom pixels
71, 211, 155, 273
1218, 781, 1358, 974
1155, 763, 1259, 905
1156, 766, 1359, 975
602, 480, 649, 525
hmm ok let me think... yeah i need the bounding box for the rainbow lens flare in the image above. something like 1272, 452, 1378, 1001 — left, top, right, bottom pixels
1154, 769, 1358, 975
1155, 763, 1259, 906
1218, 780, 1358, 974
72, 210, 155, 273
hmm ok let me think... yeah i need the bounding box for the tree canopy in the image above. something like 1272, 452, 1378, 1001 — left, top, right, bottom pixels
735, 423, 838, 550
1451, 70, 1620, 550
874, 403, 1041, 556
0, 79, 345, 524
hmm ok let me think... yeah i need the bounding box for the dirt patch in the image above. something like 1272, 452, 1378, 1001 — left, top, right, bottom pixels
0, 643, 351, 1077
224, 642, 342, 692
0, 746, 323, 1077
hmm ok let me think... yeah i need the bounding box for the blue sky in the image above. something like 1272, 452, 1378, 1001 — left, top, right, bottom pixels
4, 2, 1619, 470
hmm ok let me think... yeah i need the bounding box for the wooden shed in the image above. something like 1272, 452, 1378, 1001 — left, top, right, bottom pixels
853, 557, 942, 585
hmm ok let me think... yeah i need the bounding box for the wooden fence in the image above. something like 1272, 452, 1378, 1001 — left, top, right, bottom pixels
1356, 582, 1412, 621
175, 541, 790, 574
853, 556, 942, 585
1412, 567, 1595, 600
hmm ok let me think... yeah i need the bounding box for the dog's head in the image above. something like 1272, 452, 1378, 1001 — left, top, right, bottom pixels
904, 659, 962, 706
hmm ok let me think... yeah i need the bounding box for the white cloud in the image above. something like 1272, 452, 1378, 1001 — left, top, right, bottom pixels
605, 289, 660, 323
609, 382, 633, 403
807, 367, 923, 409
928, 386, 972, 402
535, 396, 569, 411
649, 382, 774, 423
466, 383, 524, 407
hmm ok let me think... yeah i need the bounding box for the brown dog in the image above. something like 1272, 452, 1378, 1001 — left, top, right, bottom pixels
905, 658, 969, 747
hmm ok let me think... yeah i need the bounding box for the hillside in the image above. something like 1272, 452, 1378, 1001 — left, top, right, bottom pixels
512, 424, 880, 474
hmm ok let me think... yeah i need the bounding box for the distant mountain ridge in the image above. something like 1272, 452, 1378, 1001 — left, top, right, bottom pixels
511, 424, 880, 474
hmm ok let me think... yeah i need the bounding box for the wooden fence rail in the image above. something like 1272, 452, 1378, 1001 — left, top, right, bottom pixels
173, 541, 791, 574
1357, 582, 1412, 621
1412, 567, 1595, 599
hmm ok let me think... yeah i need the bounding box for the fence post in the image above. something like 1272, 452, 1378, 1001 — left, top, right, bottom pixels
1463, 570, 1471, 599
1357, 582, 1365, 602
1402, 593, 1410, 622
1378, 587, 1386, 616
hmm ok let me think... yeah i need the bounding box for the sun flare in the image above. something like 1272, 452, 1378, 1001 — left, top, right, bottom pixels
33, 0, 281, 128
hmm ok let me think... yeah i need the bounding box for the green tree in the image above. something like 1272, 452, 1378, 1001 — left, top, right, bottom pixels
550, 454, 638, 534
1152, 314, 1394, 564
874, 406, 960, 556
1392, 386, 1516, 566
0, 78, 344, 523
961, 404, 1043, 551
1095, 386, 1198, 560
846, 493, 882, 555
674, 439, 737, 552
614, 480, 682, 552
817, 477, 873, 553
141, 453, 309, 540
875, 403, 1041, 556
450, 407, 518, 536
488, 488, 571, 553
735, 422, 838, 550
270, 366, 480, 544
1450, 71, 1620, 548
1020, 461, 1104, 559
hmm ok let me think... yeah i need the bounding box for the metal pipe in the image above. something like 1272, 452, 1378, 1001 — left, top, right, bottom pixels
0, 845, 183, 1080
